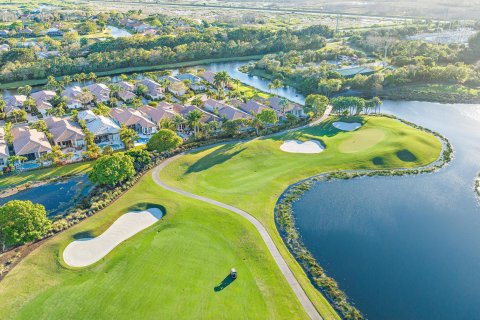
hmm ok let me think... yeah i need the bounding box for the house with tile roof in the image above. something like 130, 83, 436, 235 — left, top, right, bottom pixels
62, 86, 84, 109
5, 95, 27, 108
86, 83, 111, 103
109, 108, 157, 135
77, 110, 120, 144
239, 99, 270, 116
11, 126, 52, 161
140, 103, 178, 126
136, 79, 164, 100
44, 116, 85, 149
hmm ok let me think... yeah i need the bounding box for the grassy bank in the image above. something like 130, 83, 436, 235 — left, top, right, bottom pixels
0, 161, 93, 189
0, 55, 264, 90
159, 115, 442, 318
0, 174, 311, 319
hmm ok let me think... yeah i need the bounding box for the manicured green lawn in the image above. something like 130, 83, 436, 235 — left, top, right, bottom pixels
0, 162, 93, 189
159, 115, 442, 317
0, 176, 311, 319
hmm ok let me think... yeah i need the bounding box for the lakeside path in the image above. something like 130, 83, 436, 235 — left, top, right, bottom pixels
151, 106, 332, 320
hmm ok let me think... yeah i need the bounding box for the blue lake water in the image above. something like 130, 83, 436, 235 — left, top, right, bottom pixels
0, 175, 93, 218
292, 101, 480, 319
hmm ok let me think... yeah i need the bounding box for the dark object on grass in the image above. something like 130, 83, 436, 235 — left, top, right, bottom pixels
230, 268, 237, 279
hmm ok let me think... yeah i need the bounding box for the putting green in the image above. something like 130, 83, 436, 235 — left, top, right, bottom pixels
338, 128, 386, 153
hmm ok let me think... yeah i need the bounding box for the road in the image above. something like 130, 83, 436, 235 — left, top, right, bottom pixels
151, 108, 333, 320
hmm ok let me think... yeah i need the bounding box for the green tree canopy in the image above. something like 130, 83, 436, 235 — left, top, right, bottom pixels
257, 108, 278, 125
147, 129, 182, 153
88, 153, 135, 186
0, 200, 51, 251
304, 94, 329, 116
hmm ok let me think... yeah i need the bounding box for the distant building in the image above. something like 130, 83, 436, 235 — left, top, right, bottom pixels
46, 27, 63, 37
0, 44, 10, 52
336, 66, 374, 78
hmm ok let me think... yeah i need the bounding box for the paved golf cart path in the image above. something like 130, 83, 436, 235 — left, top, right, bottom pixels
152, 107, 332, 320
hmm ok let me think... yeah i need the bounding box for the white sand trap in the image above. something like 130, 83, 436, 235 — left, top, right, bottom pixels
280, 140, 324, 154
63, 208, 163, 267
333, 122, 362, 131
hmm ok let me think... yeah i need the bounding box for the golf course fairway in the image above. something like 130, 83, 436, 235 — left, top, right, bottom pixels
0, 116, 442, 320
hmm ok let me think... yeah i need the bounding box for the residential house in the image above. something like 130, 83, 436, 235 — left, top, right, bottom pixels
11, 126, 52, 161
18, 27, 33, 35
136, 79, 164, 99
37, 50, 60, 59
118, 81, 135, 92
158, 75, 181, 84
86, 83, 111, 103
117, 90, 137, 103
239, 99, 270, 116
140, 103, 178, 126
0, 127, 10, 168
217, 105, 251, 121
46, 27, 63, 37
62, 86, 84, 109
5, 95, 27, 108
173, 104, 219, 124
44, 116, 85, 149
0, 30, 9, 37
31, 90, 56, 116
0, 44, 10, 52
200, 71, 216, 85
109, 108, 157, 135
77, 110, 120, 144
176, 73, 205, 91
268, 96, 306, 118
168, 81, 188, 97
204, 99, 231, 112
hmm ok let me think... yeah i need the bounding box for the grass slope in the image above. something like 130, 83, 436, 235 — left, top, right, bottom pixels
0, 176, 310, 320
0, 162, 93, 189
159, 115, 442, 317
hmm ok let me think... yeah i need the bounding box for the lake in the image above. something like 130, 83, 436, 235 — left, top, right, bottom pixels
106, 25, 132, 38
0, 175, 93, 218
292, 101, 480, 319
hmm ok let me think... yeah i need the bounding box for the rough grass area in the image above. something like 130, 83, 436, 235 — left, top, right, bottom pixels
159, 115, 442, 318
0, 162, 93, 189
0, 176, 311, 320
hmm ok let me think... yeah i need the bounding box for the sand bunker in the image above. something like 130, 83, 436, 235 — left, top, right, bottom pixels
280, 140, 324, 154
333, 122, 362, 131
63, 208, 163, 267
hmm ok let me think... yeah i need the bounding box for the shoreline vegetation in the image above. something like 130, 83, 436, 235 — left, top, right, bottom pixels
0, 55, 264, 90
242, 66, 480, 105
274, 114, 453, 319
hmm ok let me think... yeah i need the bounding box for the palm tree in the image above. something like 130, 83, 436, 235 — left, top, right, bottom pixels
173, 114, 186, 132
279, 98, 289, 116
73, 73, 82, 85
88, 72, 97, 83
119, 125, 139, 150
213, 71, 230, 90
185, 109, 203, 136
62, 75, 72, 88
